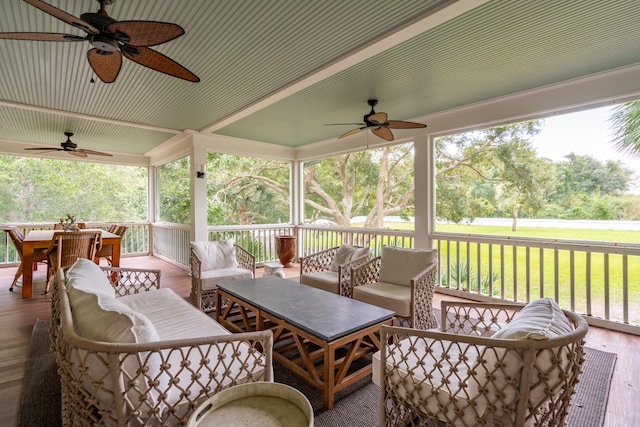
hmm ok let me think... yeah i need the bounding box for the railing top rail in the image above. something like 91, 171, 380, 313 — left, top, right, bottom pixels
208, 224, 295, 232
299, 224, 414, 238
433, 231, 640, 255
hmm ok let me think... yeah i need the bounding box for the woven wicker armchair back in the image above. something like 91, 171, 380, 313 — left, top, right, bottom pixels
95, 224, 128, 265
44, 230, 101, 293
4, 226, 48, 291
377, 300, 589, 427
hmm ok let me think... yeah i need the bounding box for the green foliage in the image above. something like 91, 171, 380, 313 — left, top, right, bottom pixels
435, 121, 639, 223
157, 157, 191, 224
304, 144, 415, 227
440, 261, 501, 295
0, 155, 147, 223
206, 153, 290, 225
611, 100, 640, 159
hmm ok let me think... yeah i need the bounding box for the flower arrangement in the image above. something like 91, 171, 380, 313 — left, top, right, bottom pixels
59, 214, 79, 231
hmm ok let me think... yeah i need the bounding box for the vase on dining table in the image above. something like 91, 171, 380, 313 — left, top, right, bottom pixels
275, 235, 296, 267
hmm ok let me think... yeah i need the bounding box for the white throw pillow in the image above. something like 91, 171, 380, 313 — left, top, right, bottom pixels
379, 246, 438, 287
66, 258, 115, 299
491, 298, 572, 340
190, 239, 238, 271
329, 245, 369, 272
71, 289, 159, 343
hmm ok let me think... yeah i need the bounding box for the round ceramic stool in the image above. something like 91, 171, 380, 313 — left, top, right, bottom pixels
187, 382, 313, 427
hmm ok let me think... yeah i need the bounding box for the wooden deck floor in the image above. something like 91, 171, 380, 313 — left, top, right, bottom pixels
0, 256, 637, 426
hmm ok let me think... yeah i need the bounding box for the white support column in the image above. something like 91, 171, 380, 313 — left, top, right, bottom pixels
148, 164, 156, 255
291, 160, 302, 225
191, 145, 209, 242
291, 160, 303, 259
413, 135, 434, 249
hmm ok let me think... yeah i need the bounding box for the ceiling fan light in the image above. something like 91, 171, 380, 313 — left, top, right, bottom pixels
90, 34, 118, 51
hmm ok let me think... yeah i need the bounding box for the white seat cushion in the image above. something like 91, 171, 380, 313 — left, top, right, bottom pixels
300, 271, 339, 294
119, 288, 230, 339
353, 281, 410, 317
200, 268, 254, 291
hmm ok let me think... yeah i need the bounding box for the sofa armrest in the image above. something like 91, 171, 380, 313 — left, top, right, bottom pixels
337, 252, 371, 297
349, 256, 381, 296
410, 261, 439, 330
299, 246, 339, 275
100, 266, 161, 297
235, 244, 256, 274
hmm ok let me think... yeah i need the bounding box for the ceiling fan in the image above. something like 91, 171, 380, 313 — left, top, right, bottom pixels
24, 132, 113, 157
326, 99, 427, 141
0, 0, 199, 83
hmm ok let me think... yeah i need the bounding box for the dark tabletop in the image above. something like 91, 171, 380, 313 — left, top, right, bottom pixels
218, 276, 395, 342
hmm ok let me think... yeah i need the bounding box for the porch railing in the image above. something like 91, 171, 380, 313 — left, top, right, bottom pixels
4, 221, 638, 334
432, 232, 640, 335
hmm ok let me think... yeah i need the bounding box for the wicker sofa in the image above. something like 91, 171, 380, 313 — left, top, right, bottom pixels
50, 258, 273, 427
374, 299, 588, 427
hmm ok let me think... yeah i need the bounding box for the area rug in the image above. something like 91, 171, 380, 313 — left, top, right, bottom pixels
20, 319, 616, 427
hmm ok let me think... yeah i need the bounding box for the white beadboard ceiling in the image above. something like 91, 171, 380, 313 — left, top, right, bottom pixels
1, 0, 640, 160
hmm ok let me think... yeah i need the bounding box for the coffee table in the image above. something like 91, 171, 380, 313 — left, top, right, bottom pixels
216, 276, 395, 409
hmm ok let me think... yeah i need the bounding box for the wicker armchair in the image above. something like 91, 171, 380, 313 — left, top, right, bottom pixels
376, 299, 589, 427
4, 226, 48, 292
94, 224, 127, 265
190, 239, 255, 313
44, 230, 101, 294
350, 246, 438, 329
299, 245, 370, 296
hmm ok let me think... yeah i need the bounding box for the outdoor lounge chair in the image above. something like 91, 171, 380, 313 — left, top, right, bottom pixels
351, 246, 439, 329
375, 298, 589, 427
190, 239, 255, 313
299, 245, 370, 296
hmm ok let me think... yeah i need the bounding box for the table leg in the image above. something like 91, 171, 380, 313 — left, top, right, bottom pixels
111, 239, 121, 267
22, 242, 34, 299
110, 238, 122, 282
324, 343, 336, 410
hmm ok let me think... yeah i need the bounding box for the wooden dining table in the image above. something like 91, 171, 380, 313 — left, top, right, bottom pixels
21, 229, 122, 299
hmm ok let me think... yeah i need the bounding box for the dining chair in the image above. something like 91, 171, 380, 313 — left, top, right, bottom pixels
44, 230, 102, 294
94, 225, 127, 266
4, 227, 48, 292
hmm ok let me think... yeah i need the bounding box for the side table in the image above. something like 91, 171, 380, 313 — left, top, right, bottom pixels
187, 382, 313, 426
263, 261, 285, 278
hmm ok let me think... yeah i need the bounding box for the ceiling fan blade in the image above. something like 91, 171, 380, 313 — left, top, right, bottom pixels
368, 112, 388, 125
339, 127, 366, 139
68, 150, 88, 158
0, 32, 85, 42
79, 149, 113, 157
24, 0, 98, 34
87, 48, 122, 83
108, 21, 185, 47
324, 122, 366, 126
24, 147, 61, 152
123, 46, 199, 82
372, 127, 394, 141
386, 120, 427, 129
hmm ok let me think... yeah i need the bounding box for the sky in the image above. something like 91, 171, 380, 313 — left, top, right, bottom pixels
531, 105, 640, 193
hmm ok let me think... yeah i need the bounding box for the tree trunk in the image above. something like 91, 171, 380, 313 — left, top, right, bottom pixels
512, 202, 519, 231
